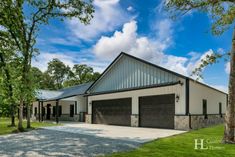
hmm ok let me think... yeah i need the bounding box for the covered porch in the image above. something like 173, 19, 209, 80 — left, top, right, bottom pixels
32, 82, 92, 123
33, 97, 86, 123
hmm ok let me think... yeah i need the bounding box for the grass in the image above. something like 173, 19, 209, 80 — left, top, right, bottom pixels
0, 117, 58, 135
109, 125, 235, 157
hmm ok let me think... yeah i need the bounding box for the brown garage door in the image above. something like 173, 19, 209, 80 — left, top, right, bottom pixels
139, 94, 175, 129
92, 98, 131, 126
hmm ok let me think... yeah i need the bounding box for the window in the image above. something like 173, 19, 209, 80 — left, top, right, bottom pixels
34, 107, 37, 116
53, 106, 62, 117
203, 99, 207, 119
70, 105, 74, 117
219, 102, 222, 117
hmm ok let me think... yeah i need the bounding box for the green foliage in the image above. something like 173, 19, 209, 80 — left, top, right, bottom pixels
0, 0, 94, 129
192, 52, 230, 79
46, 58, 71, 89
165, 0, 235, 35
30, 59, 100, 89
63, 64, 100, 87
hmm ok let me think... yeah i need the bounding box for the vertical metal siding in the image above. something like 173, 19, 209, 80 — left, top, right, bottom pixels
90, 56, 179, 93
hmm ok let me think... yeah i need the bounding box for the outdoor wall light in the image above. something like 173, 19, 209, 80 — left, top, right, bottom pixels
179, 81, 184, 86
176, 95, 180, 102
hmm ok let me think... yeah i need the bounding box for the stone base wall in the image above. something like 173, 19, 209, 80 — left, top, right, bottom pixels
190, 114, 224, 130
131, 114, 139, 127
174, 115, 190, 130
85, 114, 92, 124
174, 114, 224, 130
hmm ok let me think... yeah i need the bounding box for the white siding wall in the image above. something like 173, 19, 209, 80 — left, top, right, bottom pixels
189, 80, 227, 114
88, 78, 186, 115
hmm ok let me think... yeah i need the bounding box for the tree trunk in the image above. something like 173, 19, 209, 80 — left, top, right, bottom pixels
27, 103, 31, 129
223, 27, 235, 143
18, 100, 24, 131
11, 104, 15, 127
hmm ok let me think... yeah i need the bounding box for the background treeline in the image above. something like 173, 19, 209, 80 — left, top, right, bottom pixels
0, 58, 100, 117
32, 58, 100, 90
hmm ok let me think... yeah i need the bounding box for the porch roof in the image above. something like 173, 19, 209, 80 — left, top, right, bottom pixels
36, 82, 93, 101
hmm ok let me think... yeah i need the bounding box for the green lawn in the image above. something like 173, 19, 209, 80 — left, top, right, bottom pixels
0, 117, 58, 135
109, 125, 235, 157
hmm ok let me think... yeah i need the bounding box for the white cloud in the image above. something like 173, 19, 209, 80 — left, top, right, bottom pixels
154, 19, 173, 42
93, 20, 167, 62
162, 55, 188, 75
48, 37, 81, 46
127, 6, 134, 12
93, 20, 216, 78
66, 0, 131, 41
225, 62, 230, 74
160, 49, 214, 81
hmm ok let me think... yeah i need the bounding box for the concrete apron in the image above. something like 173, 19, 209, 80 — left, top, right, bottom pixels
43, 123, 186, 143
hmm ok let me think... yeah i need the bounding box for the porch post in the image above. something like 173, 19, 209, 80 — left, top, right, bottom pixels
38, 101, 41, 122
41, 101, 44, 122
56, 100, 59, 124
75, 101, 77, 115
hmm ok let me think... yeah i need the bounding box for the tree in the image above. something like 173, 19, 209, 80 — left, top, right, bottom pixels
0, 30, 19, 126
47, 58, 71, 89
165, 0, 235, 143
63, 64, 100, 87
91, 72, 100, 81
0, 0, 94, 131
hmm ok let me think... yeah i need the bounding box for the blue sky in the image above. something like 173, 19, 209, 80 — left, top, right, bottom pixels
32, 0, 233, 92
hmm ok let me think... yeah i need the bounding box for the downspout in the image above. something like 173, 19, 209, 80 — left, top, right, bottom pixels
185, 78, 192, 129
189, 113, 192, 129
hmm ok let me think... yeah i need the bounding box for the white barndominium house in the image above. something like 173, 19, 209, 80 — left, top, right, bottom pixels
32, 52, 227, 130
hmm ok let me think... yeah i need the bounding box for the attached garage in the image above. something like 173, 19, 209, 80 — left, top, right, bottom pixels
86, 52, 227, 130
92, 98, 132, 126
139, 94, 175, 129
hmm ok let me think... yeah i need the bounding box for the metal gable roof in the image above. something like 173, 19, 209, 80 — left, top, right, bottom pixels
87, 52, 186, 94
86, 52, 227, 95
36, 82, 93, 101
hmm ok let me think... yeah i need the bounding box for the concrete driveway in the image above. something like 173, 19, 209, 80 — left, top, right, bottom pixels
45, 123, 186, 143
0, 123, 185, 157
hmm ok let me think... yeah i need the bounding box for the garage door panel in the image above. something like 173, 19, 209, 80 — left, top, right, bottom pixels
92, 98, 131, 126
139, 94, 175, 129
